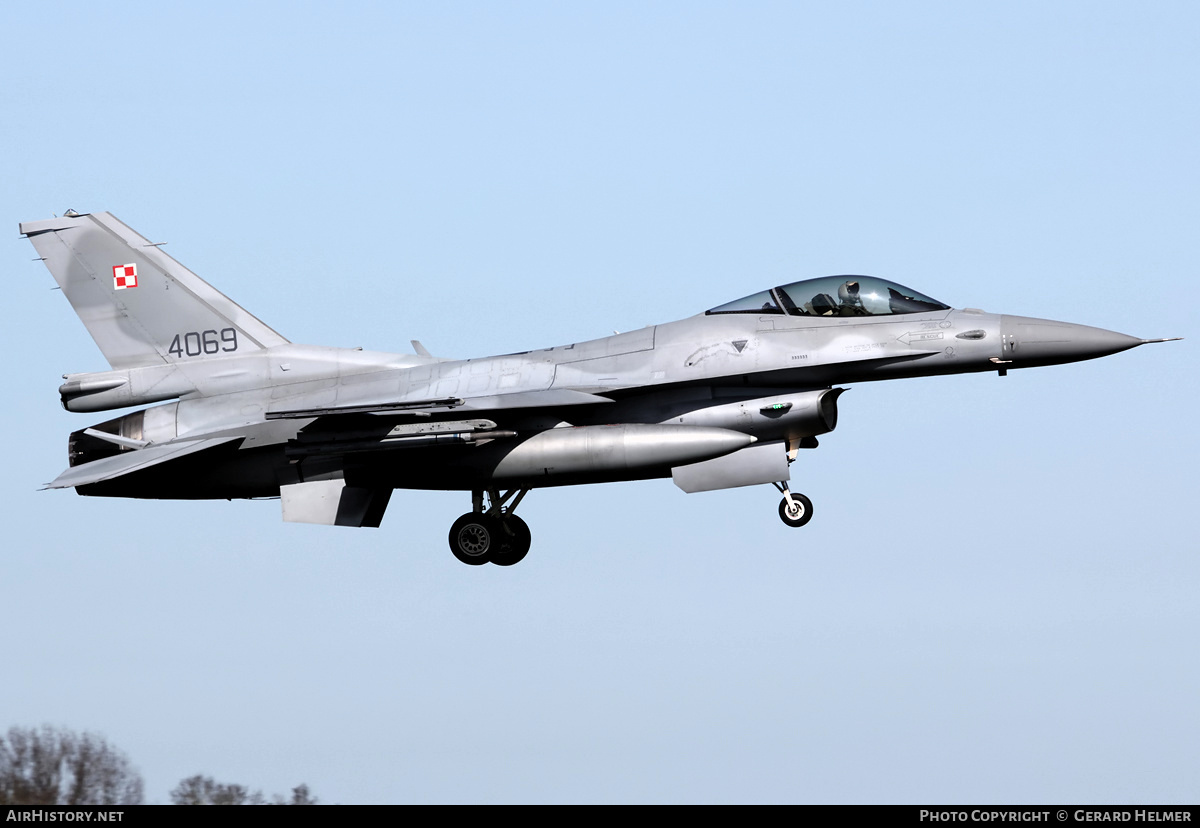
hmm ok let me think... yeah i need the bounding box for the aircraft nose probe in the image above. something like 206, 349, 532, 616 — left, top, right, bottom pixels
997, 315, 1182, 369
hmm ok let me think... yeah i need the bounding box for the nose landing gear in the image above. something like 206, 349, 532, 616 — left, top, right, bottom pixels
448, 488, 533, 566
773, 482, 813, 528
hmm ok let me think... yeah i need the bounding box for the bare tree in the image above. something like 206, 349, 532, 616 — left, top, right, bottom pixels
170, 775, 263, 805
170, 775, 318, 805
0, 726, 143, 806
282, 784, 317, 805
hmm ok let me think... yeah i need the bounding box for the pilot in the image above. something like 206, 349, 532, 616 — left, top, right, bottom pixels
837, 280, 867, 316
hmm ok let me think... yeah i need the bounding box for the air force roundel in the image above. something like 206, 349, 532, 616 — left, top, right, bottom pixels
112, 263, 138, 290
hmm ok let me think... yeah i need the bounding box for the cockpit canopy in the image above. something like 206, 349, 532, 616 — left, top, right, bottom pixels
707, 276, 950, 318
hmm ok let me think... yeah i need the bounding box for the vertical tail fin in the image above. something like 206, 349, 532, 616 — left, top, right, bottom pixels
21, 211, 288, 369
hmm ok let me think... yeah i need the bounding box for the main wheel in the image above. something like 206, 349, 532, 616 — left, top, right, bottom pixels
491, 515, 532, 567
778, 493, 814, 528
448, 513, 499, 565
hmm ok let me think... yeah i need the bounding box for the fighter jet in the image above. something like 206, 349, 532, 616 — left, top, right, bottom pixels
22, 211, 1179, 566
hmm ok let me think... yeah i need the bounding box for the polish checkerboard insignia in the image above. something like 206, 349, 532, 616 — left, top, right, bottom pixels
112, 263, 138, 290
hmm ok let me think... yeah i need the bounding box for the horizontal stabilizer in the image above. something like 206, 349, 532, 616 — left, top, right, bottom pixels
46, 437, 241, 489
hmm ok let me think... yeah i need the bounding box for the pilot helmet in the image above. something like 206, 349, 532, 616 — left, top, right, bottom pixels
837, 280, 861, 306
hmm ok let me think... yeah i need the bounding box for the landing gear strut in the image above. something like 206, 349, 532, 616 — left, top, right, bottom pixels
448, 488, 533, 566
773, 482, 813, 528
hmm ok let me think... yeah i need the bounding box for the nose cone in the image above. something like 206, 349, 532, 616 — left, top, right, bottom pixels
1000, 315, 1144, 367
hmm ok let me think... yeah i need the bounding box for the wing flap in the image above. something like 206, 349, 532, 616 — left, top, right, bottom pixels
266, 387, 612, 420
456, 388, 613, 411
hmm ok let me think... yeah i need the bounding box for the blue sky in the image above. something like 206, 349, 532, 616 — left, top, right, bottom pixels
2, 1, 1195, 804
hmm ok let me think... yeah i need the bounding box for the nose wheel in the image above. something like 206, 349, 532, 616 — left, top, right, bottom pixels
773, 483, 813, 528
448, 488, 533, 566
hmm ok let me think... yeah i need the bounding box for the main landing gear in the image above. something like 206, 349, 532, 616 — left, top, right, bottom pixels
773, 482, 813, 528
448, 488, 533, 566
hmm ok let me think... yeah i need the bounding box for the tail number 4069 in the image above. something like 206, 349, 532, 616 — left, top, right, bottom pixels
168, 328, 238, 358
